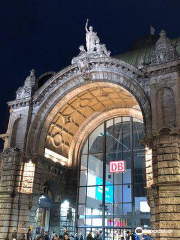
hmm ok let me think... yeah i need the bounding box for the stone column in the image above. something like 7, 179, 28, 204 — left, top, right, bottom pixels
151, 133, 180, 240
50, 203, 61, 234
0, 148, 21, 240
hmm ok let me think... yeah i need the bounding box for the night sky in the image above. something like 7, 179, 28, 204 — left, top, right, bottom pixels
0, 0, 180, 150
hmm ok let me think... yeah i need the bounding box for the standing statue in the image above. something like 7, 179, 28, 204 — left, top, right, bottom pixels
72, 20, 111, 71
85, 19, 99, 53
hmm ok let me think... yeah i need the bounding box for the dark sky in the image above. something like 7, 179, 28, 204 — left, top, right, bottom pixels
0, 0, 180, 150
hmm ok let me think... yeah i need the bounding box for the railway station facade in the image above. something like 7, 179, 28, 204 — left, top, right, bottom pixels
0, 24, 180, 240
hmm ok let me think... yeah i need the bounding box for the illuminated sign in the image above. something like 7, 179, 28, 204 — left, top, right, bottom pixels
109, 160, 125, 173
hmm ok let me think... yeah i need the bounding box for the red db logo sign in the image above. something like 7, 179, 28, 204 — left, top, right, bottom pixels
109, 160, 125, 173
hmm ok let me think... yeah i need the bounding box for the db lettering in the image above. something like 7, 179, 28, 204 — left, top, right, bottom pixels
109, 160, 125, 173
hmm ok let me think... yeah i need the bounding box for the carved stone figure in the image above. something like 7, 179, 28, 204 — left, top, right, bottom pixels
95, 39, 111, 57
85, 19, 99, 53
72, 20, 110, 72
162, 88, 176, 127
16, 69, 36, 100
71, 45, 89, 73
150, 30, 179, 65
138, 56, 146, 69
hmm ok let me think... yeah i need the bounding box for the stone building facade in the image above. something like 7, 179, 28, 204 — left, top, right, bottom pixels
0, 24, 180, 240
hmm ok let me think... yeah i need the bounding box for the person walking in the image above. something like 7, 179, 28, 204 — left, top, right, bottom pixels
27, 228, 32, 240
63, 229, 68, 240
86, 231, 94, 240
41, 228, 45, 240
64, 234, 70, 240
79, 233, 83, 240
74, 233, 79, 240
53, 235, 58, 240
12, 229, 18, 240
126, 231, 131, 240
51, 231, 56, 240
132, 232, 138, 240
44, 232, 50, 240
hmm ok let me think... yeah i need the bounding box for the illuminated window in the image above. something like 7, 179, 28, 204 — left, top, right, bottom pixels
77, 117, 150, 238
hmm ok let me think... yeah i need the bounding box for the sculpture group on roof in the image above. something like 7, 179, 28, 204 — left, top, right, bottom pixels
85, 19, 110, 56
72, 19, 111, 71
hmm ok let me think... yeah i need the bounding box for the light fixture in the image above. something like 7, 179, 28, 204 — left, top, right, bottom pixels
29, 159, 32, 164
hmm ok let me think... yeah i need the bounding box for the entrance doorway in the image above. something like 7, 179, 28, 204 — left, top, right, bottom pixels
36, 188, 53, 233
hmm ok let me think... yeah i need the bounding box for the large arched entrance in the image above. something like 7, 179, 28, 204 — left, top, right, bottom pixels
33, 79, 151, 238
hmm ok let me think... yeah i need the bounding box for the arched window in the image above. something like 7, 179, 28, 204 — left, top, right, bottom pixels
77, 117, 150, 239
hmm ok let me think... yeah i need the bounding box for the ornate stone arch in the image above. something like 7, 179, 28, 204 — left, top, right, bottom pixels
26, 58, 152, 157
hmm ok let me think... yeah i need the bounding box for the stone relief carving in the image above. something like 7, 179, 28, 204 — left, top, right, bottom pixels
150, 30, 179, 65
16, 69, 36, 100
71, 46, 89, 73
138, 56, 146, 69
162, 87, 176, 127
156, 87, 176, 130
72, 20, 111, 73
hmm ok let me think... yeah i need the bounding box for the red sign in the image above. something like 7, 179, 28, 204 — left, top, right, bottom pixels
109, 160, 125, 173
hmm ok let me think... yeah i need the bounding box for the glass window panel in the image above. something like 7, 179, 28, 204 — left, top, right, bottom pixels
123, 152, 131, 169
106, 173, 113, 185
134, 150, 145, 169
80, 170, 87, 186
89, 124, 104, 153
122, 120, 130, 154
82, 140, 88, 154
106, 152, 115, 164
81, 155, 88, 170
106, 135, 116, 153
106, 119, 113, 133
123, 169, 131, 184
79, 187, 86, 204
86, 218, 92, 226
114, 218, 128, 227
86, 186, 103, 209
92, 218, 102, 227
104, 228, 114, 240
86, 215, 102, 226
105, 185, 113, 203
105, 203, 113, 216
114, 172, 123, 184
78, 205, 85, 215
88, 154, 103, 184
78, 217, 85, 226
78, 228, 85, 236
134, 183, 146, 197
114, 203, 123, 215
114, 185, 122, 203
114, 117, 123, 133
87, 172, 97, 186
105, 217, 114, 227
134, 168, 146, 185
122, 204, 132, 215
123, 185, 132, 203
92, 208, 102, 215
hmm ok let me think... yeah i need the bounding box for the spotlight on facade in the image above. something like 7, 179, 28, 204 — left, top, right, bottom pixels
29, 159, 32, 164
